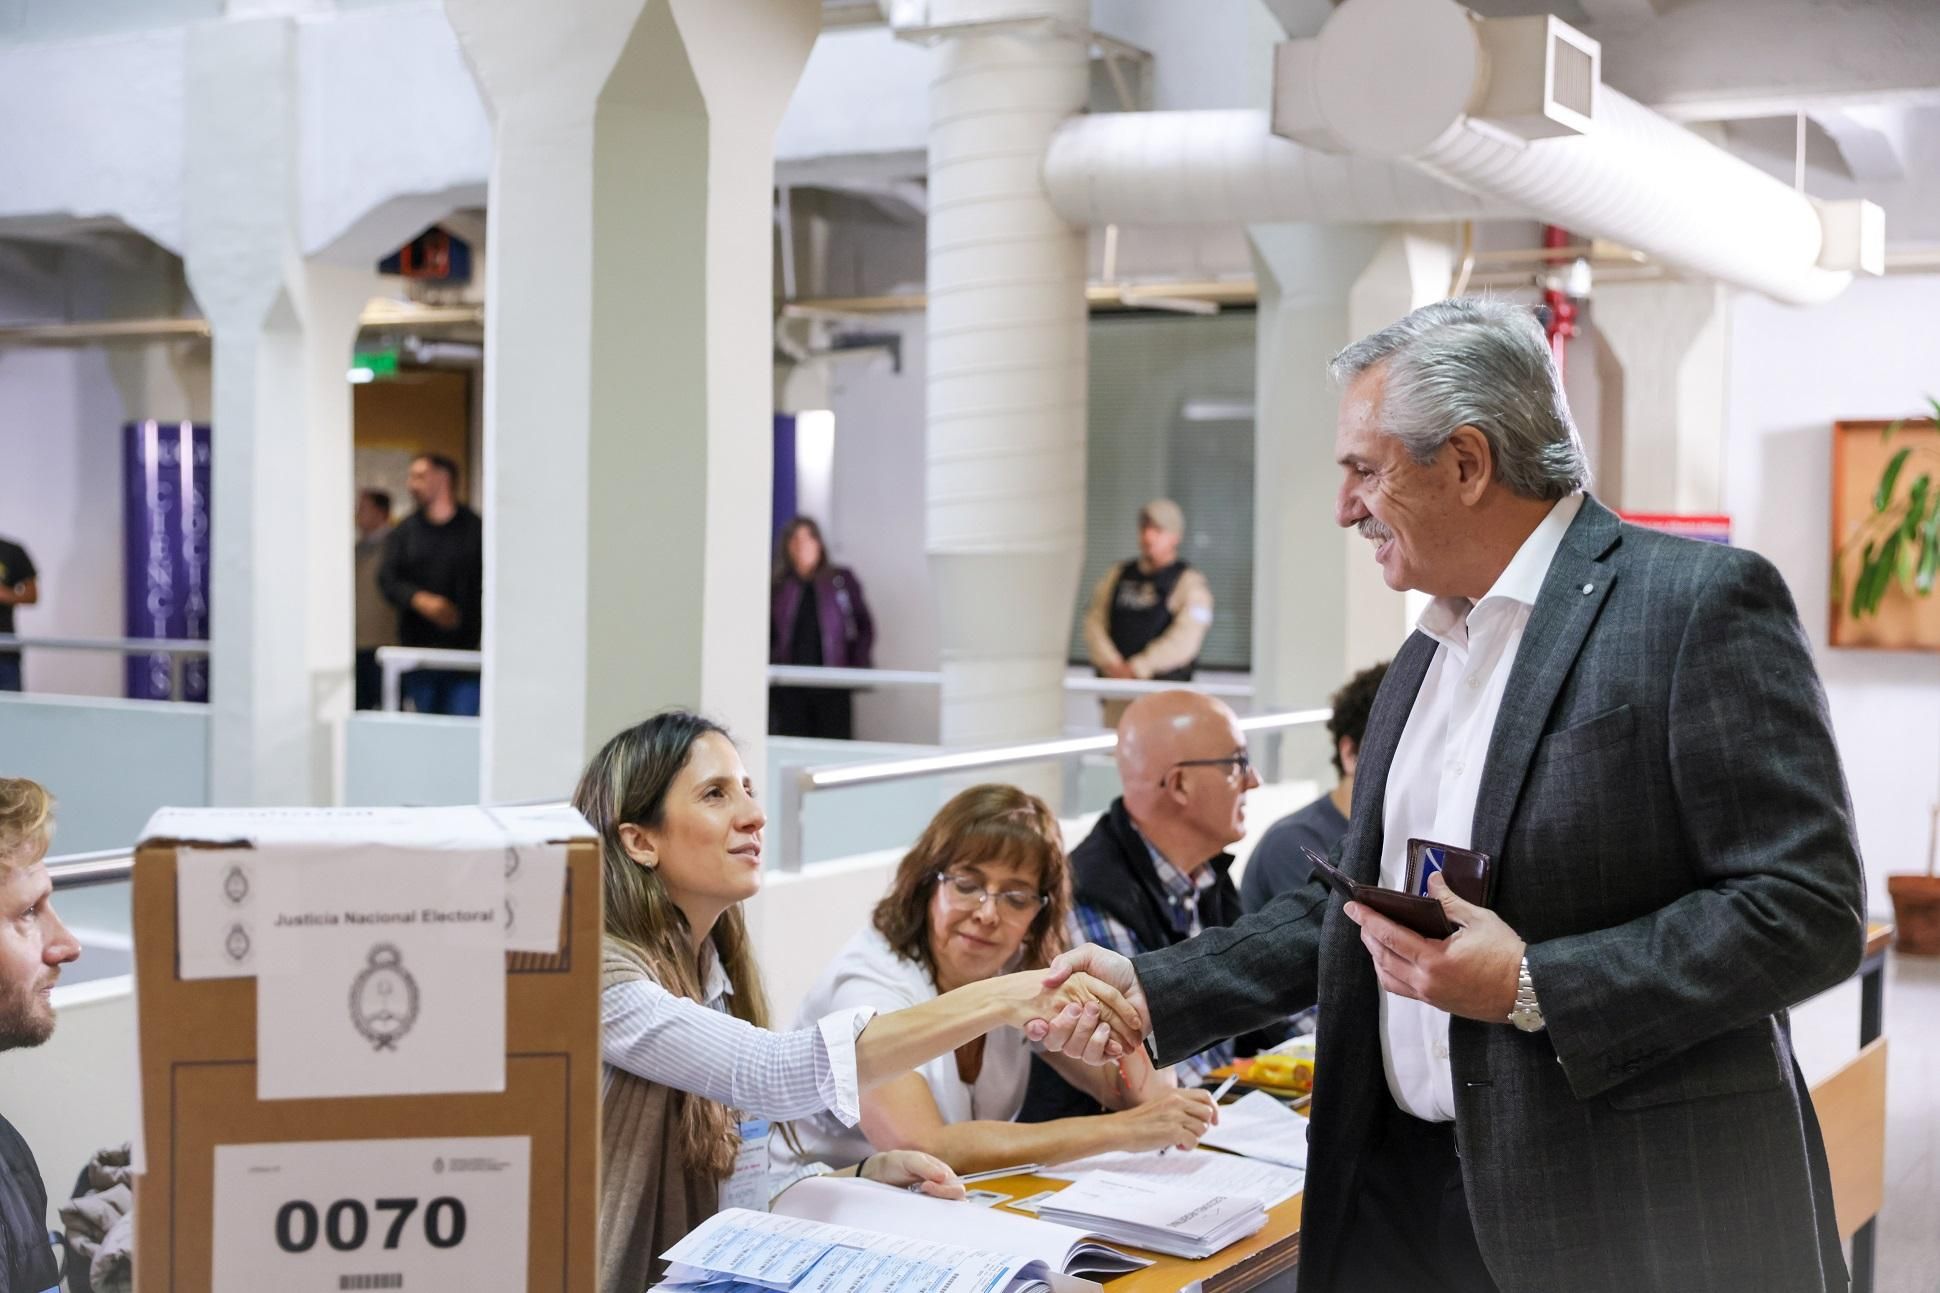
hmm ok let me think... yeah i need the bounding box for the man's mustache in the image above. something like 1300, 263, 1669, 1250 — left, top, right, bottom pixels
1358, 518, 1393, 543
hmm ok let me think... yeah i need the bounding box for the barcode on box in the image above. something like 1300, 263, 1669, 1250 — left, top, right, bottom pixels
339, 1276, 403, 1290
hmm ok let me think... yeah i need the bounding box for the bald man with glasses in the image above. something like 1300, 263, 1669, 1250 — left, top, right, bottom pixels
1019, 690, 1267, 1123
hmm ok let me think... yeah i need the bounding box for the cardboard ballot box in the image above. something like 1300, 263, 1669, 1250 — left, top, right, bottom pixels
131, 806, 600, 1293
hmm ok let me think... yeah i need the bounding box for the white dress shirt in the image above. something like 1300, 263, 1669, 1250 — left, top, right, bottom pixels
600, 941, 875, 1125
1378, 492, 1583, 1121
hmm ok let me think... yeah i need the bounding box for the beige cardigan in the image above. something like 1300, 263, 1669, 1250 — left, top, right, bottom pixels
599, 944, 722, 1293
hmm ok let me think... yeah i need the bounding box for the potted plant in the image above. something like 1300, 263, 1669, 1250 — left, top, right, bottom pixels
1834, 396, 1940, 954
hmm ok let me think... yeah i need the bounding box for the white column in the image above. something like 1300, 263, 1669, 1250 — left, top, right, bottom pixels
1590, 280, 1730, 514
921, 0, 1090, 776
445, 0, 817, 801
303, 264, 384, 801
183, 16, 369, 805
1251, 225, 1447, 777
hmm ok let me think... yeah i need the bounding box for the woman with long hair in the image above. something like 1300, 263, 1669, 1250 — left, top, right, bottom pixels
768, 515, 874, 739
577, 711, 1141, 1292
776, 784, 1218, 1178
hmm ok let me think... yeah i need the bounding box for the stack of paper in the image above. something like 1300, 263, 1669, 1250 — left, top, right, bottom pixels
770, 1177, 1145, 1280
1041, 1147, 1304, 1207
655, 1207, 1115, 1293
1036, 1172, 1266, 1260
1196, 1089, 1311, 1169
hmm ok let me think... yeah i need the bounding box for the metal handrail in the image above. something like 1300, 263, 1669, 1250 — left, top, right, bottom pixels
375, 645, 485, 712
768, 664, 939, 689
0, 634, 208, 655
773, 705, 1331, 871
48, 850, 135, 890
0, 634, 210, 702
369, 651, 1256, 711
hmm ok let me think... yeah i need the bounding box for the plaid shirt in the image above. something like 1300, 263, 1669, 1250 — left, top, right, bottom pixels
1069, 836, 1234, 1081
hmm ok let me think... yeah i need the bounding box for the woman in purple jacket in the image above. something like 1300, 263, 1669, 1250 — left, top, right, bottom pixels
770, 516, 875, 739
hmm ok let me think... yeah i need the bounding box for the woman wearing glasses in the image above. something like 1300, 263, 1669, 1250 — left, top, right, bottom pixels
577, 713, 1143, 1293
774, 784, 1218, 1177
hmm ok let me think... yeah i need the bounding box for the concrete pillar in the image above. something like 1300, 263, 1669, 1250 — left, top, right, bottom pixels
921, 0, 1090, 784
1250, 225, 1446, 778
1590, 280, 1731, 514
183, 17, 371, 805
445, 0, 817, 801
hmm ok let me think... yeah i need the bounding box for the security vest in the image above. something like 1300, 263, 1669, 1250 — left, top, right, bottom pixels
1107, 558, 1196, 680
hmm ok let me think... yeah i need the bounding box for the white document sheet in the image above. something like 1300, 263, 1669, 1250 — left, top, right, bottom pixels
658, 1210, 1040, 1293
211, 1135, 530, 1293
773, 1176, 1146, 1277
1040, 1148, 1304, 1207
1036, 1172, 1265, 1261
177, 849, 277, 980
1195, 1090, 1312, 1169
160, 805, 578, 959
253, 844, 507, 1099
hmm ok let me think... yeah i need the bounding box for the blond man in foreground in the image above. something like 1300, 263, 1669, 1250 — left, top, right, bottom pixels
0, 778, 82, 1293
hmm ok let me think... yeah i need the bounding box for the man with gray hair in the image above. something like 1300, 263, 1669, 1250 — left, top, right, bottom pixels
1033, 298, 1863, 1291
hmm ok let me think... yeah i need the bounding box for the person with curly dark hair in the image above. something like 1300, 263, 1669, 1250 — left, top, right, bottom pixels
1240, 661, 1389, 912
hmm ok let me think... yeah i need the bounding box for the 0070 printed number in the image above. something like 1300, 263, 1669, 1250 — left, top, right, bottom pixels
274, 1197, 467, 1255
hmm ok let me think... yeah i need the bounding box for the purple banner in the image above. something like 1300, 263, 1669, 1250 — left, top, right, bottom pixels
123, 421, 211, 702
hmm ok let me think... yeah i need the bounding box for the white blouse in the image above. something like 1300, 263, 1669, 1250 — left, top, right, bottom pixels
772, 927, 1031, 1172
599, 944, 875, 1125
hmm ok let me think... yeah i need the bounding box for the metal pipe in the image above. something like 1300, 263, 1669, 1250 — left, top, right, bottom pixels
48, 852, 136, 890
780, 278, 1261, 317
774, 705, 1330, 871
0, 633, 208, 654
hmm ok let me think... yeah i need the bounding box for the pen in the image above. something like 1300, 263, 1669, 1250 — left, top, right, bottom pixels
958, 1163, 1043, 1184
1208, 1073, 1239, 1103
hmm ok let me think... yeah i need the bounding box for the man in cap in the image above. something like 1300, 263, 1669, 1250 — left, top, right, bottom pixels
1082, 499, 1215, 727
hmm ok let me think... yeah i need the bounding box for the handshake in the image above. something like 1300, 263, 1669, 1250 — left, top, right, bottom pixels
993, 943, 1149, 1065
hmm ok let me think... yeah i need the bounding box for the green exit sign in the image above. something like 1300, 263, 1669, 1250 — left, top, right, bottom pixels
348, 349, 400, 384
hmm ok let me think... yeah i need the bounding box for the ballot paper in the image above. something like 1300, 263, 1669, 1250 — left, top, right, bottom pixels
655, 1209, 1100, 1293
1195, 1089, 1312, 1169
772, 1176, 1146, 1278
1036, 1172, 1266, 1261
1040, 1148, 1303, 1207
251, 844, 508, 1099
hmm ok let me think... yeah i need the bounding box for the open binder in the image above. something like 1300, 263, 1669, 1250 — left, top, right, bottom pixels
654, 1177, 1151, 1292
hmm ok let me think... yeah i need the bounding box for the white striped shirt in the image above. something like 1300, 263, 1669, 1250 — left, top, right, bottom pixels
600, 948, 876, 1125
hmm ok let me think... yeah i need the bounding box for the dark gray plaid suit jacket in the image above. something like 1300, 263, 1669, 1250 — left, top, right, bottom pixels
1135, 496, 1866, 1292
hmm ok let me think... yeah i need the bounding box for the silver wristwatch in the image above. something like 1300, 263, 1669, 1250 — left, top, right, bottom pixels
1508, 955, 1546, 1033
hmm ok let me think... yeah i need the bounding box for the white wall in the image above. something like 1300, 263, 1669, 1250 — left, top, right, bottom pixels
1723, 272, 1940, 919
826, 312, 940, 744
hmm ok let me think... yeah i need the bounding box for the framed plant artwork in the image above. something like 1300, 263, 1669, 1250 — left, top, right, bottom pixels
1830, 414, 1940, 649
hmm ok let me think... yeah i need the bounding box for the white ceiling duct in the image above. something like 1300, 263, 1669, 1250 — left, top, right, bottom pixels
1273, 0, 1878, 306
1042, 109, 1513, 227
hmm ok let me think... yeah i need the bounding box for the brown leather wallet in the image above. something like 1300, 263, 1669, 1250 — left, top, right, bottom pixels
1301, 846, 1458, 939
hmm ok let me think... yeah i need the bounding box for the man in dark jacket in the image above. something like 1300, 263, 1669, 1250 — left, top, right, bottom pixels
1019, 689, 1264, 1122
0, 778, 83, 1293
1033, 299, 1863, 1292
378, 453, 484, 716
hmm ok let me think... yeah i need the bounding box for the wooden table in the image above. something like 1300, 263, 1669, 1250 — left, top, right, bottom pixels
1847, 921, 1894, 1293
977, 1168, 1302, 1293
